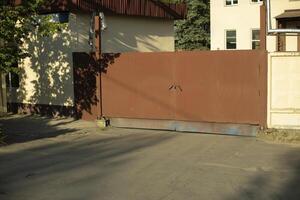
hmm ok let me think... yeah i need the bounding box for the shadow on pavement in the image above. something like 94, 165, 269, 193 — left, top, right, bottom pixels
0, 126, 175, 200
224, 148, 300, 200
0, 114, 78, 145
0, 115, 299, 200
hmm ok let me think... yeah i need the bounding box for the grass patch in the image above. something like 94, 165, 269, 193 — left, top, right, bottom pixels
258, 128, 300, 144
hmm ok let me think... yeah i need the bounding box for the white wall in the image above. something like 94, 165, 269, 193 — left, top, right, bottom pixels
266, 1, 300, 129
211, 0, 262, 50
268, 52, 300, 129
8, 12, 176, 107
266, 0, 300, 52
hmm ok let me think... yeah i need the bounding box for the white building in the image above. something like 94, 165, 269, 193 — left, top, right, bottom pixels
266, 0, 300, 52
211, 0, 300, 52
210, 0, 263, 50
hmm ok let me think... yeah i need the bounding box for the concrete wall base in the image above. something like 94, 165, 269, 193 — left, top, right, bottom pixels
7, 103, 76, 118
109, 118, 259, 137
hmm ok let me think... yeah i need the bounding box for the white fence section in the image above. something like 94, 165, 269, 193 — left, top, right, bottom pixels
268, 52, 300, 129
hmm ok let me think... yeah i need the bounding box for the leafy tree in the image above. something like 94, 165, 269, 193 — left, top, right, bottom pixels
164, 0, 210, 50
0, 0, 62, 144
0, 0, 61, 73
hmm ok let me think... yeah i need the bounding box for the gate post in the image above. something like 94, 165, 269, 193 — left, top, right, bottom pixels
260, 4, 267, 51
94, 13, 103, 119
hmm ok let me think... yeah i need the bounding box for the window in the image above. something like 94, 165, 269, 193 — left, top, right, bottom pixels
48, 12, 70, 23
226, 30, 237, 49
251, 29, 260, 50
0, 0, 9, 6
251, 0, 263, 3
226, 0, 238, 6
6, 72, 20, 88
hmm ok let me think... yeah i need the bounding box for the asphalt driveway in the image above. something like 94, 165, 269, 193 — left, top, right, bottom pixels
0, 115, 299, 200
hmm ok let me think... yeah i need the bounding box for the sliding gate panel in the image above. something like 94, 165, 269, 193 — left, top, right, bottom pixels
174, 51, 267, 125
102, 52, 176, 120
101, 50, 267, 127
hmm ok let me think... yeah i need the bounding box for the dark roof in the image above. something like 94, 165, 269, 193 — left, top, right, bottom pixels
39, 0, 187, 20
276, 9, 300, 20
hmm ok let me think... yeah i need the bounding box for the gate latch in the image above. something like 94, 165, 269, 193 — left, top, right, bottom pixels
169, 84, 183, 92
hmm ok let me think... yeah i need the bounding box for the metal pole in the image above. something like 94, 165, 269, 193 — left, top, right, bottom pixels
94, 13, 103, 119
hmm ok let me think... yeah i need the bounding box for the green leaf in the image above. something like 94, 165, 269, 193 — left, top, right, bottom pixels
0, 0, 62, 73
169, 0, 210, 50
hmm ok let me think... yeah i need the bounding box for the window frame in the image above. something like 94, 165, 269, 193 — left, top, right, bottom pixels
225, 29, 237, 50
250, 0, 263, 4
45, 12, 70, 24
251, 29, 261, 50
225, 0, 238, 6
6, 72, 20, 89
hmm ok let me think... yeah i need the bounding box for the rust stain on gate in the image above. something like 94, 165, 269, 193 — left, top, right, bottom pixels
100, 50, 267, 127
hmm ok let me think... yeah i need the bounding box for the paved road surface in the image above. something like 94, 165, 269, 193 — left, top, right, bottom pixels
0, 115, 299, 200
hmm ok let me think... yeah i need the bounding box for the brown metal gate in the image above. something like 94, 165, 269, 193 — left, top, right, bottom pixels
101, 50, 267, 126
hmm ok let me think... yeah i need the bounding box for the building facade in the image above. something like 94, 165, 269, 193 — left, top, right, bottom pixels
6, 0, 186, 116
266, 0, 300, 52
211, 0, 300, 52
210, 0, 263, 50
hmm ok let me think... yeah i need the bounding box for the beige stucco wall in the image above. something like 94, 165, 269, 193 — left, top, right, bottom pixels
68, 13, 175, 53
102, 15, 175, 52
268, 52, 300, 129
8, 13, 80, 107
8, 12, 175, 107
266, 0, 300, 52
267, 1, 300, 129
210, 0, 262, 50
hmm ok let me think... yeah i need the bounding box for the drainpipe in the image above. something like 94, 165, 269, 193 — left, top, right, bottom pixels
266, 0, 300, 34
